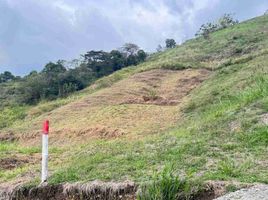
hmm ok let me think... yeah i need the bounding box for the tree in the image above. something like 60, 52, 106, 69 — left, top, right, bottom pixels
121, 43, 140, 56
126, 54, 138, 66
137, 50, 147, 62
83, 50, 113, 77
156, 45, 163, 52
27, 70, 38, 77
19, 73, 46, 104
165, 39, 176, 48
0, 71, 15, 83
120, 43, 148, 66
110, 50, 125, 71
41, 61, 67, 99
0, 43, 147, 107
68, 65, 94, 89
42, 61, 66, 74
64, 59, 83, 69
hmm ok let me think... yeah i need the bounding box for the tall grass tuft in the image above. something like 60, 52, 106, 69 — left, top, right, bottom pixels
137, 166, 195, 200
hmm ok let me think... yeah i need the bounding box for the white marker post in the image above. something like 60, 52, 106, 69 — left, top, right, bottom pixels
41, 120, 49, 183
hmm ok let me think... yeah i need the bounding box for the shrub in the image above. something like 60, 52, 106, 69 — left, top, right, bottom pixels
137, 166, 182, 200
196, 14, 239, 39
137, 166, 202, 200
218, 14, 239, 29
195, 23, 219, 39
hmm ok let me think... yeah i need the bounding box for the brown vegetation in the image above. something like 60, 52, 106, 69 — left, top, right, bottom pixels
8, 69, 210, 146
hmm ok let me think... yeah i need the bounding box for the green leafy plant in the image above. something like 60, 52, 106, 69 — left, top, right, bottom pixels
137, 166, 198, 200
137, 166, 180, 200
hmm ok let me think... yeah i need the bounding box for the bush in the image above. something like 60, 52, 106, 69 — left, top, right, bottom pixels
195, 23, 219, 39
196, 14, 239, 39
218, 14, 239, 29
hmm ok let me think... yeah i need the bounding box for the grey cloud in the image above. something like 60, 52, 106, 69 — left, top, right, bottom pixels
0, 0, 267, 75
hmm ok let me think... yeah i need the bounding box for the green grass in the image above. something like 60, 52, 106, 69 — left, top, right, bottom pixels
48, 53, 268, 185
0, 141, 65, 183
0, 106, 28, 129
137, 166, 202, 200
0, 166, 30, 181
0, 142, 39, 157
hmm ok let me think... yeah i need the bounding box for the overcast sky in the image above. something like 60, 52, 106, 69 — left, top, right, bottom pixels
0, 0, 267, 75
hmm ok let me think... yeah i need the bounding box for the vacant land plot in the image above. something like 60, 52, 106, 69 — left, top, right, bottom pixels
0, 68, 210, 186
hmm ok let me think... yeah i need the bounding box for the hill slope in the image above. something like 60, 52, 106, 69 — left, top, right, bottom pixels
0, 14, 268, 190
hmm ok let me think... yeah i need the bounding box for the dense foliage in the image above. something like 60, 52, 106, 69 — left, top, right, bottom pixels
0, 43, 147, 107
165, 39, 176, 48
0, 71, 18, 83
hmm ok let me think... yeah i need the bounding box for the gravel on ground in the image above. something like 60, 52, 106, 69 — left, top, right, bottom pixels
215, 184, 268, 200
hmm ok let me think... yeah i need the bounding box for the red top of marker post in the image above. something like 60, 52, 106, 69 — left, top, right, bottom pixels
43, 120, 49, 135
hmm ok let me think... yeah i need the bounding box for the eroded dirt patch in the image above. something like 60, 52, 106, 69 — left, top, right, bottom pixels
0, 157, 29, 170
76, 126, 125, 139
0, 180, 252, 200
0, 132, 18, 142
51, 126, 125, 144
121, 68, 209, 106
68, 68, 210, 108
12, 68, 210, 146
205, 181, 252, 199
1, 181, 137, 200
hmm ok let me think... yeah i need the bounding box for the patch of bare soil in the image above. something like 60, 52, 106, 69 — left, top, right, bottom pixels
18, 127, 125, 147
77, 126, 125, 139
0, 157, 29, 170
229, 121, 241, 132
120, 68, 210, 106
26, 126, 126, 146
68, 68, 210, 109
14, 68, 210, 146
0, 132, 18, 142
0, 180, 252, 200
184, 181, 251, 200
260, 113, 268, 125
1, 181, 137, 200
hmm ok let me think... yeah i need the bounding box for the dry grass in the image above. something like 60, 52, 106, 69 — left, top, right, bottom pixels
8, 69, 209, 146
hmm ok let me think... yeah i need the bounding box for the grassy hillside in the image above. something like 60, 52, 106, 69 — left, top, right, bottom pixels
0, 14, 268, 188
